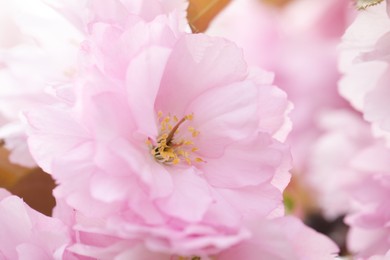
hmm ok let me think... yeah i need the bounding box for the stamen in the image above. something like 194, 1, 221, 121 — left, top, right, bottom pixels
157, 111, 163, 118
148, 112, 204, 166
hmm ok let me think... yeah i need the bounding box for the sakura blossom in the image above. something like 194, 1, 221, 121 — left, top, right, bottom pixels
3, 0, 390, 259
25, 8, 293, 254
337, 3, 390, 256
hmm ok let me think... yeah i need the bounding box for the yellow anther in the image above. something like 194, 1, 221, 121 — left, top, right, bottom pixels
185, 114, 194, 121
157, 111, 163, 118
195, 158, 204, 163
173, 158, 180, 165
173, 116, 179, 122
191, 147, 199, 152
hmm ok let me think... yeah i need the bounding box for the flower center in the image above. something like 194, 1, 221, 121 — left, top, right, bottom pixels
147, 112, 204, 165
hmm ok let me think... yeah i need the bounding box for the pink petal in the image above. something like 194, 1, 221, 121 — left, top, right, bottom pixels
218, 216, 339, 260
216, 183, 283, 220
24, 106, 89, 172
126, 46, 172, 137
202, 134, 290, 189
89, 174, 129, 203
187, 80, 259, 157
156, 33, 247, 115
156, 168, 213, 222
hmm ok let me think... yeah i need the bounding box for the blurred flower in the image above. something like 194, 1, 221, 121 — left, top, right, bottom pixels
339, 1, 390, 145
338, 5, 390, 256
0, 0, 82, 167
304, 109, 390, 258
305, 110, 377, 219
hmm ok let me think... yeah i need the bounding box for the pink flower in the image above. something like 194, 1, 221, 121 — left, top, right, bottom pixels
0, 189, 70, 259
302, 109, 390, 257
25, 13, 292, 257
339, 1, 390, 144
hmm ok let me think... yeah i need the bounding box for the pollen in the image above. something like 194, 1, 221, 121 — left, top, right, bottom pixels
147, 112, 204, 166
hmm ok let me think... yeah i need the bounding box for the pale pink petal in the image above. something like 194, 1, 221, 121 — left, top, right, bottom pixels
218, 217, 339, 260
202, 134, 290, 189
216, 183, 282, 220
127, 46, 172, 137
111, 138, 174, 199
348, 227, 390, 258
89, 174, 130, 203
0, 192, 70, 259
24, 106, 90, 172
257, 83, 291, 138
156, 168, 213, 222
187, 80, 259, 157
156, 33, 247, 114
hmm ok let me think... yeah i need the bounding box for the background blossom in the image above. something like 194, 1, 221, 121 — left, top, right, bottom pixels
0, 0, 82, 167
339, 1, 390, 144
345, 171, 390, 257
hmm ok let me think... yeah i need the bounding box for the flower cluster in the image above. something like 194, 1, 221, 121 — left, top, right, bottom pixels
24, 1, 299, 257
2, 0, 390, 259
337, 1, 390, 258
